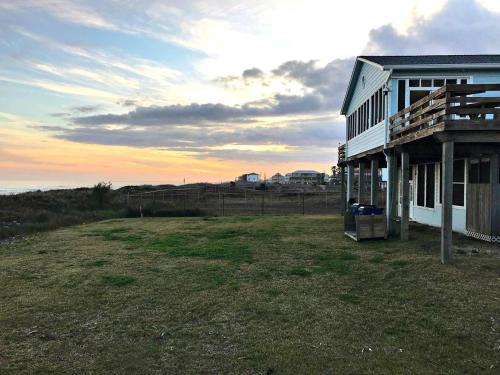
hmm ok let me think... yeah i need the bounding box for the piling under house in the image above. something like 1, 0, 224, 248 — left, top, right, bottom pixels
337, 55, 500, 263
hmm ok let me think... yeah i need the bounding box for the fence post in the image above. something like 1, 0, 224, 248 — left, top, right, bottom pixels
261, 193, 264, 215
222, 193, 225, 216
126, 191, 130, 209
325, 191, 328, 209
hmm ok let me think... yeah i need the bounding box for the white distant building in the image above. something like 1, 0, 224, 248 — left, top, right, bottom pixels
269, 173, 285, 184
238, 172, 260, 183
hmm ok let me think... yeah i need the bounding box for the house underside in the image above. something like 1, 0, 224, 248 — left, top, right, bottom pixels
338, 83, 500, 262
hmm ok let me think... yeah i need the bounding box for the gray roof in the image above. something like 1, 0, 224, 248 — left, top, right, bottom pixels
360, 55, 500, 67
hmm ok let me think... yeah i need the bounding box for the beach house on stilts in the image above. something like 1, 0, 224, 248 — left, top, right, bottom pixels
337, 55, 500, 263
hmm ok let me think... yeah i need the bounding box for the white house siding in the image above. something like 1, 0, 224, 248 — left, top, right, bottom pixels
411, 206, 466, 234
346, 121, 385, 158
345, 61, 389, 158
347, 62, 390, 115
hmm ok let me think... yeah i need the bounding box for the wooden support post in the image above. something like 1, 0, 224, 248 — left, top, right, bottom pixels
370, 159, 379, 206
491, 154, 500, 237
358, 161, 365, 204
386, 152, 397, 235
347, 164, 354, 204
401, 151, 410, 241
441, 141, 454, 264
340, 166, 346, 214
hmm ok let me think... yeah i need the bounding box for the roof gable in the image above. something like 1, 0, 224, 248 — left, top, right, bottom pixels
341, 55, 500, 115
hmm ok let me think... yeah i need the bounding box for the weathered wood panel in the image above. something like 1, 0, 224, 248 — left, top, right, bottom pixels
466, 184, 492, 235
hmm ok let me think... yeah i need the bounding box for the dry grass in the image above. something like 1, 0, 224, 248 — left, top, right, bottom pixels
0, 216, 499, 374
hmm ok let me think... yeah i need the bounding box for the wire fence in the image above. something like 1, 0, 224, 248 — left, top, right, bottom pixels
126, 187, 343, 217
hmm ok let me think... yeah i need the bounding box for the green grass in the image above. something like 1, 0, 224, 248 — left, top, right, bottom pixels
0, 215, 499, 374
102, 275, 135, 286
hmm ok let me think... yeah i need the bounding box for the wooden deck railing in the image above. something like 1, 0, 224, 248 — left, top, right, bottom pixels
389, 84, 500, 143
338, 143, 346, 165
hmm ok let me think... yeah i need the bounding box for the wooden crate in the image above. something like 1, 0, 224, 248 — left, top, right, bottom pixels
345, 214, 387, 241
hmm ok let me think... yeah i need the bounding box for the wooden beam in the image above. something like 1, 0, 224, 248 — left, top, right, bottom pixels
345, 145, 384, 163
401, 151, 410, 241
358, 161, 365, 204
434, 132, 500, 143
370, 159, 379, 206
441, 141, 454, 264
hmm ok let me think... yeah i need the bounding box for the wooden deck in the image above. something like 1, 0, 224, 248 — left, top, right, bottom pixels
388, 84, 500, 147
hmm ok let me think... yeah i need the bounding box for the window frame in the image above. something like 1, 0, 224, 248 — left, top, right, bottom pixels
415, 163, 438, 209
437, 160, 467, 209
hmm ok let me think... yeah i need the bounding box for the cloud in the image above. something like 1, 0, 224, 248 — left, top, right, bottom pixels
42, 116, 345, 162
242, 67, 264, 79
272, 58, 353, 109
117, 99, 137, 107
71, 104, 103, 113
73, 56, 353, 127
364, 0, 500, 54
72, 92, 327, 126
3, 0, 117, 31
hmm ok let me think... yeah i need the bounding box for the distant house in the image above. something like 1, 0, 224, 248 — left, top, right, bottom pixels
269, 173, 285, 184
288, 170, 326, 185
238, 173, 260, 183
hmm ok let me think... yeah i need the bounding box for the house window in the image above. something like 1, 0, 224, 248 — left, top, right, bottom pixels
399, 77, 469, 109
416, 164, 435, 208
421, 79, 432, 87
433, 79, 444, 87
453, 160, 465, 206
417, 165, 425, 207
426, 164, 435, 208
398, 80, 406, 112
438, 160, 465, 206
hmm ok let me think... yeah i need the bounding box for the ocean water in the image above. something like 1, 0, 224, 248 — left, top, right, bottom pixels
0, 185, 81, 195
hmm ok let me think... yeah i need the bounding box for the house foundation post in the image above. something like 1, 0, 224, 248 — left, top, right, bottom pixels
441, 141, 454, 264
386, 151, 397, 235
358, 160, 365, 204
370, 159, 379, 206
401, 150, 410, 241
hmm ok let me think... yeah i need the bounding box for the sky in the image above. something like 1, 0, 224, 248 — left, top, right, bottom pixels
1, 0, 500, 190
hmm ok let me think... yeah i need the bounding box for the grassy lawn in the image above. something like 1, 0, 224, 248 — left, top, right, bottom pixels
0, 215, 499, 373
